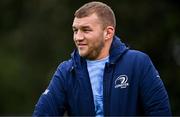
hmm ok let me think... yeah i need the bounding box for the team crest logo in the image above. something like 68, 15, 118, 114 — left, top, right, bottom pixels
115, 75, 129, 88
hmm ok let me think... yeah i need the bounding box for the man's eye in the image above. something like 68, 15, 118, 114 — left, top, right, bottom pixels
73, 29, 78, 33
83, 29, 92, 32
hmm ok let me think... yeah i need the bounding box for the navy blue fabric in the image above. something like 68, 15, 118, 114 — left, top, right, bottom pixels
33, 36, 171, 116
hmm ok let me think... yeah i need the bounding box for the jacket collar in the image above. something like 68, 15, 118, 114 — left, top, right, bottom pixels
109, 36, 129, 64
71, 36, 129, 68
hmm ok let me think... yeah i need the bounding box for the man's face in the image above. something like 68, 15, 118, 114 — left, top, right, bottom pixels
72, 13, 106, 60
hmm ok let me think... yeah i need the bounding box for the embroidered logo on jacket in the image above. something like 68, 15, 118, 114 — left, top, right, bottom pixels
115, 75, 129, 88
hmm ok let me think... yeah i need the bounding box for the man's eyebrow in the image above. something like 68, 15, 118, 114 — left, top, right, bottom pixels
72, 25, 76, 29
72, 25, 90, 29
81, 26, 90, 29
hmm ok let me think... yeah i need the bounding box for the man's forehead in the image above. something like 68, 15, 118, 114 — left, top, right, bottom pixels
72, 20, 91, 28
72, 14, 100, 27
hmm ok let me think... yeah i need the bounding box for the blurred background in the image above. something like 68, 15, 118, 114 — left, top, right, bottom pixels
0, 0, 179, 115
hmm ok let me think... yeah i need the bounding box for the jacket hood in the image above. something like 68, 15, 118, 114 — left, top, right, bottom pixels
109, 36, 129, 64
71, 36, 129, 67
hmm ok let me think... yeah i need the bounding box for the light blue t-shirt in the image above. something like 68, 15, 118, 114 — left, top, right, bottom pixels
86, 56, 109, 117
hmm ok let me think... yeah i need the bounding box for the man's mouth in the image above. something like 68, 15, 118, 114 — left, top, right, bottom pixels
77, 43, 87, 48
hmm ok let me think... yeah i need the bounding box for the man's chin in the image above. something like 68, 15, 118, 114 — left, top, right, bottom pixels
78, 52, 91, 59
78, 51, 87, 57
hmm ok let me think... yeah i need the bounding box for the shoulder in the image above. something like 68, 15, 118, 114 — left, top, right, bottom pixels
124, 49, 151, 62
58, 59, 73, 71
121, 49, 155, 72
123, 50, 159, 81
55, 59, 73, 76
126, 49, 148, 57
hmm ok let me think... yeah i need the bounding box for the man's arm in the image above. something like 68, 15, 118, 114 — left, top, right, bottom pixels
139, 54, 172, 116
33, 64, 67, 116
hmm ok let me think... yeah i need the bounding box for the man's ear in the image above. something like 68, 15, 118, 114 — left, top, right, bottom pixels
104, 26, 115, 41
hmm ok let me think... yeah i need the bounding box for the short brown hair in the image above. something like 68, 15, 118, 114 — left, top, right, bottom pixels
74, 1, 116, 29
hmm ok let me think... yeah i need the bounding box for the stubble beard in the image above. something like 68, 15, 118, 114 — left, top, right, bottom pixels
84, 40, 104, 60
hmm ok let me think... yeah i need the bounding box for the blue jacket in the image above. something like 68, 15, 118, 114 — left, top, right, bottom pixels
33, 36, 171, 116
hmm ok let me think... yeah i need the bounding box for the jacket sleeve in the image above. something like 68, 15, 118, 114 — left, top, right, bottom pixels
139, 54, 172, 116
33, 63, 67, 116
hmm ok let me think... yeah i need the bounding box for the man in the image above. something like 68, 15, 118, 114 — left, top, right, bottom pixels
33, 1, 171, 116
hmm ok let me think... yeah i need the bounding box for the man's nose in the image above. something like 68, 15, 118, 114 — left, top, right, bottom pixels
75, 30, 84, 41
